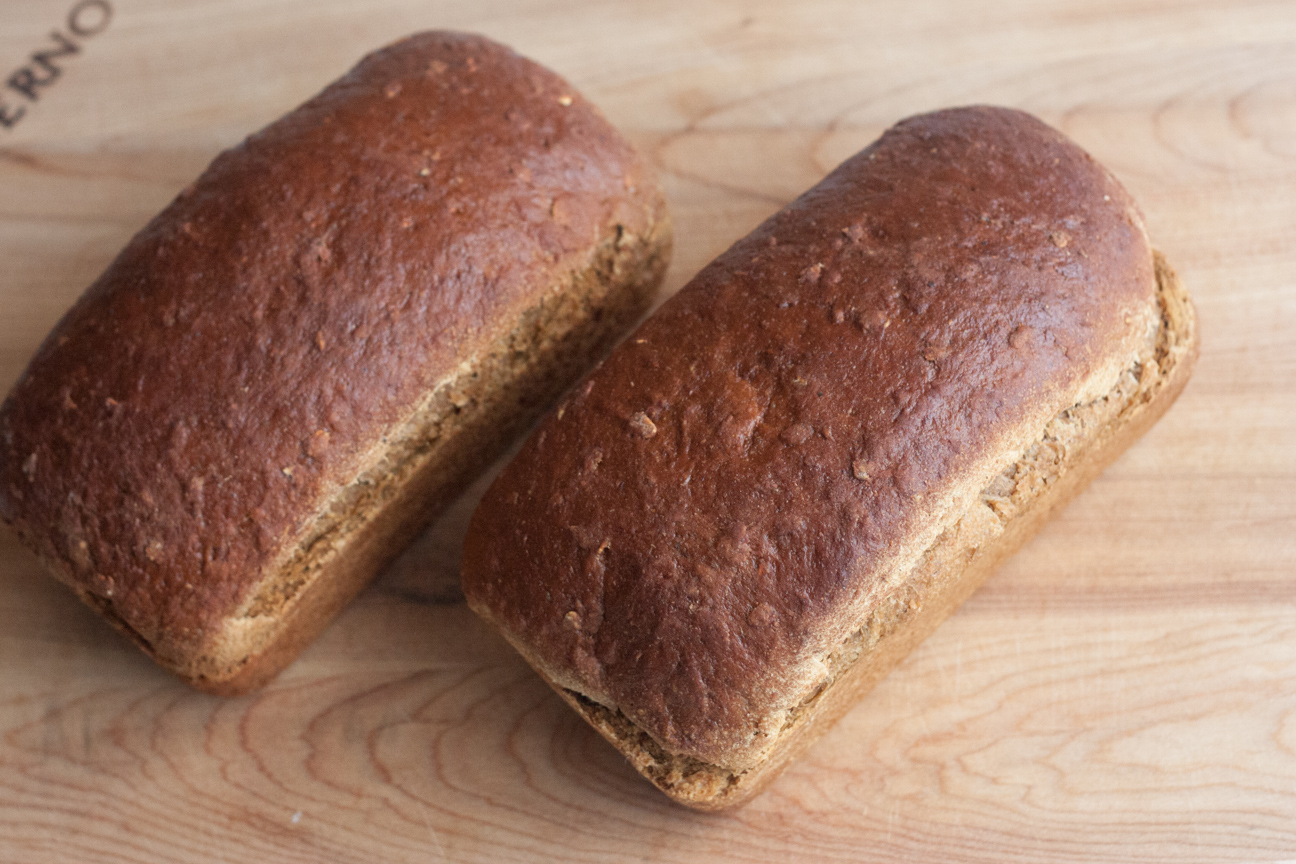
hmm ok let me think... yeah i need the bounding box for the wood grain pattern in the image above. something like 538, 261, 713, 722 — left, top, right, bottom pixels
2, 0, 1294, 860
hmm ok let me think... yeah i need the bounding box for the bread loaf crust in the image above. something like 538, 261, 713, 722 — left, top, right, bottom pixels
0, 31, 670, 691
517, 253, 1195, 808
462, 107, 1196, 804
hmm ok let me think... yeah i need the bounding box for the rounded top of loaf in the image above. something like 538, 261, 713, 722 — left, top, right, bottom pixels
462, 106, 1158, 770
0, 31, 665, 673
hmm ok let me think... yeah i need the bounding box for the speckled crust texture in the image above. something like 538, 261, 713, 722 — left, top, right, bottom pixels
0, 31, 670, 691
540, 254, 1196, 809
462, 106, 1197, 806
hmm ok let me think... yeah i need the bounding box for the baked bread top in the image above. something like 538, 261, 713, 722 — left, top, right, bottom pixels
462, 106, 1159, 771
0, 32, 663, 666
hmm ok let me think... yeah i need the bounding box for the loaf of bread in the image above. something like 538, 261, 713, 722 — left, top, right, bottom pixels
0, 32, 670, 694
462, 106, 1197, 808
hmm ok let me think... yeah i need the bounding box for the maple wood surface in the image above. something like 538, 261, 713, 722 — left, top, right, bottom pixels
1, 0, 1294, 861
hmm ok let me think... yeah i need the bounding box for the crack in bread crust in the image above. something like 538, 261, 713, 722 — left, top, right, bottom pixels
553, 253, 1196, 808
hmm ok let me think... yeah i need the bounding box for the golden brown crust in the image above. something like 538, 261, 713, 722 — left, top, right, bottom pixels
462, 106, 1196, 805
0, 31, 671, 691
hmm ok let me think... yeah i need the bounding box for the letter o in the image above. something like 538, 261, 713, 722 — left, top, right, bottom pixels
67, 0, 112, 37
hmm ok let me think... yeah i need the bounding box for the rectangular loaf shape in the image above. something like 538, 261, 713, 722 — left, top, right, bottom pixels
0, 32, 670, 694
461, 106, 1197, 808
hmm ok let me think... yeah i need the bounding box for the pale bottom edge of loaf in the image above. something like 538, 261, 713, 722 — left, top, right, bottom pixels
73, 215, 671, 695
538, 251, 1198, 810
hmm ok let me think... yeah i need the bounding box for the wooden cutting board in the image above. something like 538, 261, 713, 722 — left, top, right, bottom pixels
2, 1, 1294, 860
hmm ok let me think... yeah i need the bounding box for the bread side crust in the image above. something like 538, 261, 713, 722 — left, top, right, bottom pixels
74, 215, 670, 693
504, 252, 1196, 808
